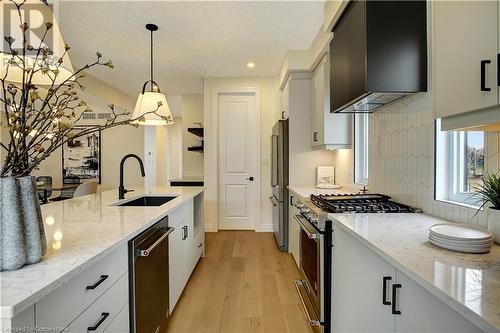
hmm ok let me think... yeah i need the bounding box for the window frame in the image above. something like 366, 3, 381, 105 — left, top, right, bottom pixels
354, 113, 369, 186
435, 119, 484, 209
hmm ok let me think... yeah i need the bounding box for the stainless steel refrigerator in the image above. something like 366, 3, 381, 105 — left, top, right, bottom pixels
270, 119, 289, 251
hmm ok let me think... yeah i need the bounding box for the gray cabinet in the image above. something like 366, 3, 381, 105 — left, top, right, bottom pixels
311, 55, 351, 150
332, 224, 485, 333
280, 79, 290, 119
332, 225, 395, 333
434, 1, 498, 119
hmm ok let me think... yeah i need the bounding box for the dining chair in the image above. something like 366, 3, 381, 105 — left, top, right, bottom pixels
73, 181, 98, 198
36, 176, 52, 203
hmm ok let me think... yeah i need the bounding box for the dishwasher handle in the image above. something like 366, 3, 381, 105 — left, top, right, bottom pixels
135, 228, 173, 257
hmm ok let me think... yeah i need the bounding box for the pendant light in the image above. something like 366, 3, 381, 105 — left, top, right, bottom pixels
0, 0, 74, 85
132, 23, 173, 126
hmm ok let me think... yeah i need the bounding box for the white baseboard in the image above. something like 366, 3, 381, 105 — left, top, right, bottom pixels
204, 223, 218, 232
258, 223, 273, 232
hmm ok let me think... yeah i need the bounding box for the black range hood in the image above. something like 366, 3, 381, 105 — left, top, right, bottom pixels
330, 0, 428, 113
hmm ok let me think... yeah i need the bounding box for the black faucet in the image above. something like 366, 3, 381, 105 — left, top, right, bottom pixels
119, 154, 145, 199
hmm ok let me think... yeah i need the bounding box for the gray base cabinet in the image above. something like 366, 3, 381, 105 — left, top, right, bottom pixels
168, 193, 205, 313
332, 224, 484, 333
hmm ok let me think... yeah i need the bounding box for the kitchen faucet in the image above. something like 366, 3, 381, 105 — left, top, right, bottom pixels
119, 154, 145, 199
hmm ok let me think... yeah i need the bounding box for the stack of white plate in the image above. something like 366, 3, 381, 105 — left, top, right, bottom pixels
429, 224, 493, 254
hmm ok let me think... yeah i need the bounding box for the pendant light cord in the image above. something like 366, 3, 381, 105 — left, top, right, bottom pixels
150, 28, 154, 91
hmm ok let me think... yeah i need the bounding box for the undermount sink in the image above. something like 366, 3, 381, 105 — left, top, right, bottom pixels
115, 195, 177, 207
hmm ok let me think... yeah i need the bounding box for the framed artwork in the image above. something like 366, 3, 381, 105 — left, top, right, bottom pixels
62, 126, 101, 184
316, 166, 335, 186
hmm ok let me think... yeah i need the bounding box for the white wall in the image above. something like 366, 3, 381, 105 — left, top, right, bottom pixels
182, 94, 204, 178
203, 77, 278, 232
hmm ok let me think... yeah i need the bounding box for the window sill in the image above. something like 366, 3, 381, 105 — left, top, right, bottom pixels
434, 198, 483, 211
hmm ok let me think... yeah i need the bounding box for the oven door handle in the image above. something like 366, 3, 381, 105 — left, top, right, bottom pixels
294, 215, 320, 239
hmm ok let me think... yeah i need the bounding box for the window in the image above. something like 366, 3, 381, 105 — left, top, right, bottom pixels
354, 113, 369, 185
435, 119, 485, 207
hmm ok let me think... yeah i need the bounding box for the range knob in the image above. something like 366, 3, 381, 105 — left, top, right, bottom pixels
301, 208, 311, 215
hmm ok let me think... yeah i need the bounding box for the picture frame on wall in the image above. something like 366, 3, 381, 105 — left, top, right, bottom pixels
62, 126, 101, 184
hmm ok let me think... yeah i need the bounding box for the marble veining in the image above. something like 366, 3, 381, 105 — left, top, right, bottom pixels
0, 186, 203, 319
329, 213, 500, 333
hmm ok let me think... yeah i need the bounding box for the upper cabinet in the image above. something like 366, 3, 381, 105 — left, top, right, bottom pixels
280, 79, 290, 120
311, 55, 351, 149
330, 0, 427, 113
434, 1, 499, 120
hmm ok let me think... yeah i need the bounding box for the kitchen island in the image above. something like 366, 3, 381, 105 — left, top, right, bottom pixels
0, 186, 204, 332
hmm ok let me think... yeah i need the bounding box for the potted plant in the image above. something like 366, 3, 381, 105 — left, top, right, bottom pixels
473, 171, 500, 243
0, 0, 170, 271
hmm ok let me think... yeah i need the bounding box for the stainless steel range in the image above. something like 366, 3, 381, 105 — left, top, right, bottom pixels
292, 192, 421, 333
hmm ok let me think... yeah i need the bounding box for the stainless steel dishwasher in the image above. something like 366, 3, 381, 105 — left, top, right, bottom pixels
129, 217, 173, 333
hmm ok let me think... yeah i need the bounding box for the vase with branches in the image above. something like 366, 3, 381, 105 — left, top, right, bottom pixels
0, 0, 170, 271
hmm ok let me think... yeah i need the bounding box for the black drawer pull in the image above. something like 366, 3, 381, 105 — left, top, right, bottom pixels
87, 312, 109, 331
313, 132, 318, 142
481, 60, 491, 91
382, 276, 392, 305
392, 284, 402, 315
86, 275, 108, 290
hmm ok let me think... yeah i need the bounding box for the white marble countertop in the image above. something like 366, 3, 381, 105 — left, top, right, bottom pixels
0, 186, 204, 319
288, 185, 362, 199
329, 213, 500, 333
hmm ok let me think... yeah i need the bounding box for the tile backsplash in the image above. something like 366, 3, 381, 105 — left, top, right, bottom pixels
368, 92, 500, 227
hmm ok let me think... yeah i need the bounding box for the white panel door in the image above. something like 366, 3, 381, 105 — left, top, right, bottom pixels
218, 93, 257, 230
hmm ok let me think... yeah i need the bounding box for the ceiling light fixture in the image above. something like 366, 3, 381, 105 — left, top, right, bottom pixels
0, 0, 74, 85
132, 23, 173, 126
247, 62, 256, 69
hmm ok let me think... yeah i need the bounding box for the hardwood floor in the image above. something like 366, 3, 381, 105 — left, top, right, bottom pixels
166, 231, 313, 333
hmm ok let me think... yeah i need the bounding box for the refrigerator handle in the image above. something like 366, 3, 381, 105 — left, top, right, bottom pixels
271, 135, 279, 187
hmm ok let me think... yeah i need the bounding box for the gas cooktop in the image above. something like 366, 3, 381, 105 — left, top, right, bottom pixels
310, 193, 422, 214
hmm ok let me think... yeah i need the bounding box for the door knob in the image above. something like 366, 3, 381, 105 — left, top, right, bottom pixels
246, 177, 254, 181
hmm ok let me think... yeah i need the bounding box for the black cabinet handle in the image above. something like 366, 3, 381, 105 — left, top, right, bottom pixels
313, 132, 318, 142
481, 60, 491, 91
382, 276, 392, 305
198, 242, 203, 248
392, 284, 402, 315
497, 54, 500, 86
85, 275, 108, 290
281, 111, 286, 119
87, 312, 109, 331
182, 226, 187, 240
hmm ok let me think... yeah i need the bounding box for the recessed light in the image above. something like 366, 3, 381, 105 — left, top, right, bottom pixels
247, 62, 255, 69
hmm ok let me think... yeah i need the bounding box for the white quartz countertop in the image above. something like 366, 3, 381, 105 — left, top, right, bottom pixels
328, 213, 500, 333
0, 186, 204, 319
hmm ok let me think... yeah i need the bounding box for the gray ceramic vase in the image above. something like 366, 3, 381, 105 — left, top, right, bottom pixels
0, 176, 47, 271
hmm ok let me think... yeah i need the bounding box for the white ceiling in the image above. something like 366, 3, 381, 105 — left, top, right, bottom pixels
57, 1, 325, 96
